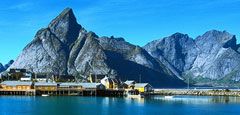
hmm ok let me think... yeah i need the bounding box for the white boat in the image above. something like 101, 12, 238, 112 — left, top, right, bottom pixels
41, 94, 49, 97
127, 94, 144, 99
164, 96, 174, 99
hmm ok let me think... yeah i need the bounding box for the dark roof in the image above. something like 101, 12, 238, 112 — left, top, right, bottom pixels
9, 69, 26, 73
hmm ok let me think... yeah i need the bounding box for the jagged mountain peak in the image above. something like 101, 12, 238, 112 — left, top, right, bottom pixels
195, 30, 237, 51
0, 60, 14, 73
0, 63, 3, 68
48, 8, 82, 47
203, 29, 229, 35
169, 32, 189, 39
0, 63, 4, 73
196, 30, 235, 43
48, 8, 77, 27
4, 60, 14, 69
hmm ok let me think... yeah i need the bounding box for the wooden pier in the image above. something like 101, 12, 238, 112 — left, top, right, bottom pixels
0, 89, 35, 96
0, 89, 125, 97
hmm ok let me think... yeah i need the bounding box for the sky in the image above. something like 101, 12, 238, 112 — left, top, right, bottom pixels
0, 0, 240, 64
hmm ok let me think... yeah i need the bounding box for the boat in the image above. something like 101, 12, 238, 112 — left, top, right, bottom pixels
41, 94, 50, 97
164, 96, 174, 99
127, 94, 144, 99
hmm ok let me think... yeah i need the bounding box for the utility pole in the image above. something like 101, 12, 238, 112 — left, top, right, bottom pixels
139, 74, 141, 83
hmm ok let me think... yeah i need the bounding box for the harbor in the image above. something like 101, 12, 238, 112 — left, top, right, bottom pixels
0, 80, 151, 97
0, 69, 153, 97
1, 69, 240, 97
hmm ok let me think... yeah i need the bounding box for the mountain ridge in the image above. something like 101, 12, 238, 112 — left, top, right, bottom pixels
144, 30, 240, 86
9, 8, 185, 87
0, 60, 14, 73
8, 8, 240, 87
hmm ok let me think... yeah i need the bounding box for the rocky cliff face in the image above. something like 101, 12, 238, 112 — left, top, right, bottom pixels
144, 30, 240, 86
10, 8, 185, 87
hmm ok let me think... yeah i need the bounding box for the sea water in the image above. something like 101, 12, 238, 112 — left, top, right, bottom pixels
0, 95, 240, 115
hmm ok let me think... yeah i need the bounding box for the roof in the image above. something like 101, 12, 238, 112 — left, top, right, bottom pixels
124, 80, 135, 85
78, 83, 103, 88
59, 83, 82, 87
35, 82, 58, 86
20, 77, 31, 80
101, 76, 121, 84
0, 81, 32, 86
134, 83, 151, 88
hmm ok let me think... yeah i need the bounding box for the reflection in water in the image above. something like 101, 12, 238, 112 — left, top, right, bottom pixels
102, 97, 110, 106
124, 97, 145, 106
1, 96, 240, 115
150, 95, 240, 104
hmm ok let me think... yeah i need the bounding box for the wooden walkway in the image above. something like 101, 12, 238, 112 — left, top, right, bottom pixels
0, 89, 125, 97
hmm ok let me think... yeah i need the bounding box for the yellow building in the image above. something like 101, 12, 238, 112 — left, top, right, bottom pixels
0, 81, 33, 90
100, 76, 120, 89
34, 82, 58, 91
134, 83, 153, 93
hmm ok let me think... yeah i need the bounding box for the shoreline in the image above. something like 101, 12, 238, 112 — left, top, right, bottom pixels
153, 89, 240, 97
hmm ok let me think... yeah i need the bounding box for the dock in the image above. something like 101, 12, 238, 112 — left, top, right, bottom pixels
0, 89, 35, 96
0, 88, 125, 97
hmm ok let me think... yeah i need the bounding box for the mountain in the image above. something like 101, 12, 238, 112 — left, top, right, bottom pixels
0, 63, 4, 72
144, 30, 240, 86
0, 60, 14, 73
10, 8, 185, 87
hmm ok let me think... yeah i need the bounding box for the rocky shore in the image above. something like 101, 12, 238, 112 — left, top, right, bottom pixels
153, 89, 240, 96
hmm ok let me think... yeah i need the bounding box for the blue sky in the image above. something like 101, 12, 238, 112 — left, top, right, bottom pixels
0, 0, 240, 64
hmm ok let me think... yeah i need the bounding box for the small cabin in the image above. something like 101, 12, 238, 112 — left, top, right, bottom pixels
20, 72, 32, 81
0, 81, 33, 90
134, 83, 153, 93
33, 74, 47, 82
123, 80, 136, 89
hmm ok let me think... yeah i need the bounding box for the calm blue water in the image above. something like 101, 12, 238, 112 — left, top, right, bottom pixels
0, 95, 240, 115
